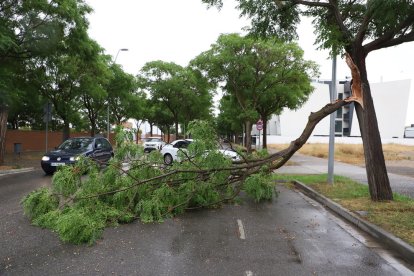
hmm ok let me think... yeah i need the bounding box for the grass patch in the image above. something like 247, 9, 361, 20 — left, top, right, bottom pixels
274, 173, 414, 246
269, 143, 414, 165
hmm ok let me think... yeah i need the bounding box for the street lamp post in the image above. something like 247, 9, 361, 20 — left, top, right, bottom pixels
328, 55, 337, 184
107, 48, 128, 139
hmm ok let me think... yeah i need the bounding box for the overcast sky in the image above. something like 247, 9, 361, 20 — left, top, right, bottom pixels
85, 0, 414, 124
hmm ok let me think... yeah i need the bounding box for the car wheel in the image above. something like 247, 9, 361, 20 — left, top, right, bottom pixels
164, 154, 173, 165
43, 168, 54, 175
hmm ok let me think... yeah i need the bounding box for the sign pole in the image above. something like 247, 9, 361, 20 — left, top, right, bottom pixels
258, 130, 261, 150
256, 119, 263, 150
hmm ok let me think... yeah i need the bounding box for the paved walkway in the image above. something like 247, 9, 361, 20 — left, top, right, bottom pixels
275, 153, 414, 199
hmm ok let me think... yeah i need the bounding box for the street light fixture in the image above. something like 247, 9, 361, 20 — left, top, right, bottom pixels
107, 48, 129, 139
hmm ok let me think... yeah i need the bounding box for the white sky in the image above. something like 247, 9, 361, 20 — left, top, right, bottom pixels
86, 0, 414, 124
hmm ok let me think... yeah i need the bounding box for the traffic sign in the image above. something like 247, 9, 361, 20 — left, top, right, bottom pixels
256, 119, 263, 131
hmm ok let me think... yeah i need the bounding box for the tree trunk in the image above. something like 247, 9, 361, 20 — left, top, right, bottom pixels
0, 105, 8, 165
349, 52, 393, 201
63, 120, 70, 142
149, 123, 153, 136
90, 118, 96, 137
262, 118, 268, 149
245, 121, 252, 153
355, 89, 393, 200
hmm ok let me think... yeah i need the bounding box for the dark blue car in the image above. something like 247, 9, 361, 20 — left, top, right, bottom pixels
41, 137, 113, 175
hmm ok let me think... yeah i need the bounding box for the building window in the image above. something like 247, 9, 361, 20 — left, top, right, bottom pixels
335, 121, 342, 133
336, 108, 343, 118
343, 128, 350, 136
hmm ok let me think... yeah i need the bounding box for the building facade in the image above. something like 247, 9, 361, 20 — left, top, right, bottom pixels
252, 79, 413, 140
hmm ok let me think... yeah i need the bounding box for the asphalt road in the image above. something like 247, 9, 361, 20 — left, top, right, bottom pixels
0, 170, 412, 275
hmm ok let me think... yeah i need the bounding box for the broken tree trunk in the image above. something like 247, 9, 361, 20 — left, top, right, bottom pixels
344, 52, 393, 201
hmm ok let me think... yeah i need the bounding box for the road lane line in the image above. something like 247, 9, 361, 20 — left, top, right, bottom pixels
237, 219, 246, 240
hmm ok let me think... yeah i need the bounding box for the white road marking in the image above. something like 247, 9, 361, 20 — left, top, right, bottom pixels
245, 271, 253, 276
237, 219, 246, 240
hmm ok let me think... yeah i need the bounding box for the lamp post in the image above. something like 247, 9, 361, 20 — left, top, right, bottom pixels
107, 48, 129, 139
328, 55, 337, 184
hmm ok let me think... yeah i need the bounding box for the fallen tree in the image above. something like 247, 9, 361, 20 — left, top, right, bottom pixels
22, 100, 348, 245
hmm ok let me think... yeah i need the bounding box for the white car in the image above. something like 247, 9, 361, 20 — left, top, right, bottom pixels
143, 137, 165, 153
160, 139, 240, 165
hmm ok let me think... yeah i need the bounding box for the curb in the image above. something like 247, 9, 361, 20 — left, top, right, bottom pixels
0, 167, 35, 176
293, 180, 414, 264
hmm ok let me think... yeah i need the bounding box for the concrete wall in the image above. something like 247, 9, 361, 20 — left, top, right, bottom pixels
278, 82, 331, 137
261, 79, 412, 139
350, 79, 411, 139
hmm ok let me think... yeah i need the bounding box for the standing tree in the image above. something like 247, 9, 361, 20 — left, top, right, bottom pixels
78, 47, 111, 137
178, 67, 214, 138
31, 43, 96, 141
202, 0, 414, 201
138, 61, 183, 137
192, 34, 317, 151
106, 64, 140, 127
139, 61, 213, 138
0, 0, 91, 163
216, 95, 245, 143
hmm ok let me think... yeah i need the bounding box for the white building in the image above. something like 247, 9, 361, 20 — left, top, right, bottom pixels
253, 79, 413, 142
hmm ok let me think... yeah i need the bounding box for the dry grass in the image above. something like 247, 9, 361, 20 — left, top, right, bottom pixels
269, 143, 414, 165
312, 182, 414, 246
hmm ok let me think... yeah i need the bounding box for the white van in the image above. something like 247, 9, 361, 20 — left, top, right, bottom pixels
404, 127, 414, 138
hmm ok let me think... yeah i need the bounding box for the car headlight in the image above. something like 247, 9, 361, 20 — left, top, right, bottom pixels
42, 156, 50, 161
69, 156, 80, 162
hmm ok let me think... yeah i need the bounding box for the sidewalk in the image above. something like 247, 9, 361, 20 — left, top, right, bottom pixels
276, 153, 414, 198
0, 152, 41, 176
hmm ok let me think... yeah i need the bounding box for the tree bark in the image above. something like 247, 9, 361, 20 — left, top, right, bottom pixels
348, 51, 393, 201
245, 121, 252, 152
262, 117, 268, 149
0, 105, 8, 165
90, 119, 96, 137
63, 120, 70, 142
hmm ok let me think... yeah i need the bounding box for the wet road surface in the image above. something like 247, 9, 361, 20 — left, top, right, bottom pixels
0, 170, 412, 275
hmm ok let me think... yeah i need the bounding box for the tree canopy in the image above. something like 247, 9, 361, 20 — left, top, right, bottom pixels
192, 33, 318, 150
138, 61, 213, 138
0, 0, 92, 162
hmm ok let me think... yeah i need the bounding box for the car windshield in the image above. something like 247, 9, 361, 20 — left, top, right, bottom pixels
58, 138, 94, 150
146, 138, 162, 142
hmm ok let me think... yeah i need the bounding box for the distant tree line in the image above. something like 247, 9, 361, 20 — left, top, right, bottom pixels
0, 0, 316, 165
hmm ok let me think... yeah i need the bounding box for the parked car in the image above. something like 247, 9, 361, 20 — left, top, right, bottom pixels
41, 137, 113, 175
143, 137, 166, 153
160, 139, 240, 165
